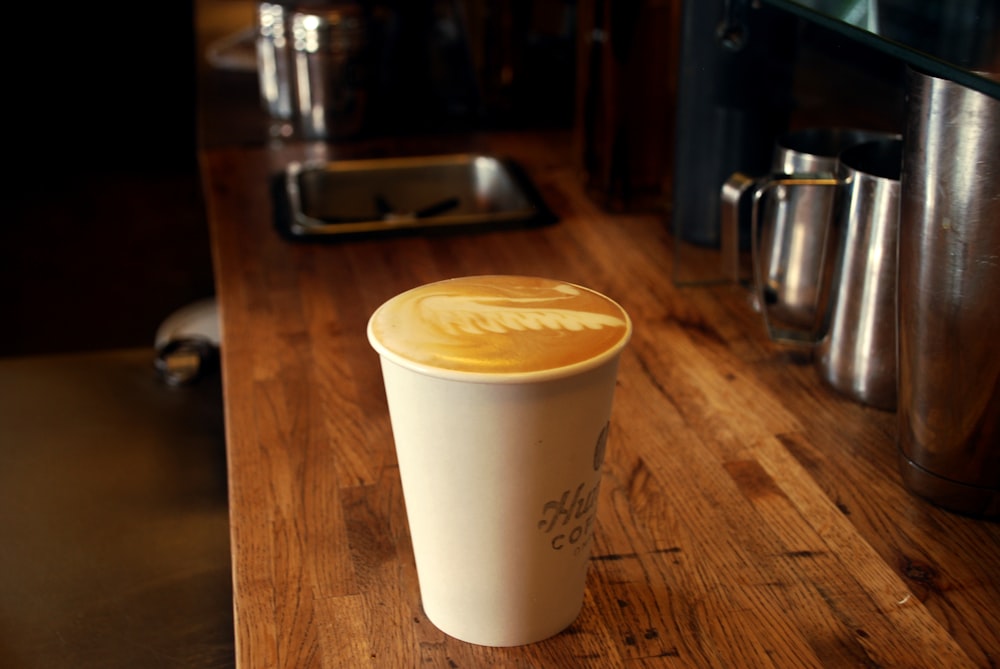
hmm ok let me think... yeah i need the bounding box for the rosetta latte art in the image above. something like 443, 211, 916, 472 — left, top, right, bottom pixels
369, 275, 631, 375
422, 291, 625, 336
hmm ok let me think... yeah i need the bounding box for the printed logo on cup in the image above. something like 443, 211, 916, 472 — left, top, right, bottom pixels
536, 422, 610, 555
537, 480, 600, 555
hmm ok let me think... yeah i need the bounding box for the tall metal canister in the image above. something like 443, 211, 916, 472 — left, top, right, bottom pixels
291, 4, 367, 140
897, 67, 1000, 517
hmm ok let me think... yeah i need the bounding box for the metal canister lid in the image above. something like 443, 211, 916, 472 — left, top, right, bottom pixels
257, 2, 289, 43
291, 4, 365, 54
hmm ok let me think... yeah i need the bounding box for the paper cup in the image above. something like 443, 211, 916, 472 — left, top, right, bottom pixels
367, 275, 631, 646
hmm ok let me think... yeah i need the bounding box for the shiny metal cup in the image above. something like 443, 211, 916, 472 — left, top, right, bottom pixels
256, 2, 294, 121
740, 138, 902, 410
292, 5, 367, 140
897, 68, 1000, 518
812, 139, 901, 411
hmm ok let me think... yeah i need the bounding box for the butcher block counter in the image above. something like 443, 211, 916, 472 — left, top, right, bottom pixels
199, 128, 999, 668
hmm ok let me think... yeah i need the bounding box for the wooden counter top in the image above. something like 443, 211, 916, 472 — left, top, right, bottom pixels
200, 131, 999, 667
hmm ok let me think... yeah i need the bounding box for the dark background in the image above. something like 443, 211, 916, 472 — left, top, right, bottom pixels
3, 1, 214, 357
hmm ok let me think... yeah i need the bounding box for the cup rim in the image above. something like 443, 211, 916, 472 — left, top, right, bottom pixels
367, 275, 633, 384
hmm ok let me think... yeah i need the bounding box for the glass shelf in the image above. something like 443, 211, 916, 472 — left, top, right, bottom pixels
762, 0, 1000, 99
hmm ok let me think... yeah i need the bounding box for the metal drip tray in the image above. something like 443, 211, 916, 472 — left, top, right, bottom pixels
273, 153, 555, 240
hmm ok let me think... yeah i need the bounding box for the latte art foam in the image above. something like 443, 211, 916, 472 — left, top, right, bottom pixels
368, 276, 631, 376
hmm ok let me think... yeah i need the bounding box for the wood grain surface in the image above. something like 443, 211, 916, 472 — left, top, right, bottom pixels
201, 131, 999, 668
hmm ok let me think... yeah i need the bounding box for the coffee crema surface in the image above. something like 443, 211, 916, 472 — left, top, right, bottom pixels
368, 275, 631, 377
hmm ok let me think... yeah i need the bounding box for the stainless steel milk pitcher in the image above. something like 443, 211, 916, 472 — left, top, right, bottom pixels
762, 139, 902, 411
722, 132, 902, 411
721, 128, 894, 342
896, 67, 1000, 518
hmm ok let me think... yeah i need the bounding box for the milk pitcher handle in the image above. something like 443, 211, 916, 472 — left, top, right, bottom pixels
719, 172, 757, 283
749, 175, 839, 344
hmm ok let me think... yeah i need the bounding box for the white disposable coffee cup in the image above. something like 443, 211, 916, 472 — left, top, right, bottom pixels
367, 275, 632, 647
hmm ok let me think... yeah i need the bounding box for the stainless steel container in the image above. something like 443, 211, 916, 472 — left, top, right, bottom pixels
292, 4, 367, 140
814, 138, 901, 412
897, 67, 1000, 518
256, 2, 294, 123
